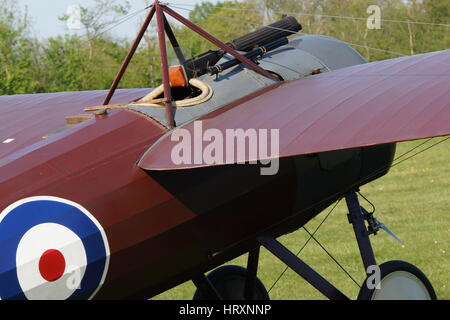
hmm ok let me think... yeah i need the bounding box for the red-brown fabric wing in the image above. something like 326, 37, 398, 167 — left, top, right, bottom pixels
0, 89, 149, 160
139, 50, 450, 170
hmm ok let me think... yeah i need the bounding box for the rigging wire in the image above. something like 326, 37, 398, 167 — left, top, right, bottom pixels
164, 4, 449, 291
168, 2, 450, 27
92, 3, 448, 295
168, 4, 408, 57
170, 4, 304, 34
391, 137, 434, 162
245, 135, 448, 296
265, 136, 450, 293
267, 199, 342, 293
68, 3, 444, 168
342, 43, 405, 56
88, 5, 152, 41
389, 136, 450, 170
302, 227, 361, 288
345, 137, 449, 194
156, 2, 449, 297
317, 136, 448, 222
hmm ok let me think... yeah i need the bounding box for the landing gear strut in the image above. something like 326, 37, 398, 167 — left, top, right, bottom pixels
192, 191, 436, 300
192, 248, 269, 300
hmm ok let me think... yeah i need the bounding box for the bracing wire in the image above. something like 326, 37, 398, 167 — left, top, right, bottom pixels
302, 227, 361, 288
159, 1, 450, 297
88, 5, 152, 41
267, 199, 343, 293
390, 136, 450, 169
266, 137, 449, 294
168, 4, 408, 57
342, 43, 406, 56
266, 136, 450, 293
168, 2, 450, 27
391, 137, 434, 162
348, 137, 450, 194
170, 5, 303, 34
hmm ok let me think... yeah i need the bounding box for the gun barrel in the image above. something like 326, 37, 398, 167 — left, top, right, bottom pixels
229, 16, 301, 52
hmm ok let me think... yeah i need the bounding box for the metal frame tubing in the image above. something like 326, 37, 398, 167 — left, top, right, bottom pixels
345, 192, 377, 271
192, 274, 222, 300
103, 5, 156, 106
103, 1, 281, 127
155, 3, 175, 128
163, 15, 186, 64
161, 5, 279, 82
257, 236, 349, 300
244, 247, 260, 300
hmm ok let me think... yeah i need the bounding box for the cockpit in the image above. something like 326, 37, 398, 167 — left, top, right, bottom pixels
80, 10, 365, 128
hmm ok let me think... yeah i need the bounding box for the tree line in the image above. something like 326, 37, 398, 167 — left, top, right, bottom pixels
0, 0, 448, 95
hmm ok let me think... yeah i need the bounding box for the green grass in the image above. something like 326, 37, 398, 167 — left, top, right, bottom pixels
154, 138, 450, 300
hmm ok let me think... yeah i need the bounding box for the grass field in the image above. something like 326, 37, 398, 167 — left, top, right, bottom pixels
154, 138, 450, 300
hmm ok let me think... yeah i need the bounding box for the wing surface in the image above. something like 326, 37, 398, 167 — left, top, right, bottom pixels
139, 50, 450, 170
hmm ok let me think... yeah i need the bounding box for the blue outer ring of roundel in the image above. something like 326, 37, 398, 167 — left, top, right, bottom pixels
0, 199, 108, 300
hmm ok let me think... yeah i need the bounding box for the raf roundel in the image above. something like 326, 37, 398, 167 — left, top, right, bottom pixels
0, 196, 110, 300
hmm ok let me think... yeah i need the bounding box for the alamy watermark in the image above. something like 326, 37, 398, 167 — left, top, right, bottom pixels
170, 121, 280, 175
367, 5, 381, 29
366, 264, 381, 290
66, 5, 82, 30
66, 265, 82, 290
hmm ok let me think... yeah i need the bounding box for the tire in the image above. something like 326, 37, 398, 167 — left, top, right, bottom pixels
193, 265, 270, 300
358, 260, 437, 300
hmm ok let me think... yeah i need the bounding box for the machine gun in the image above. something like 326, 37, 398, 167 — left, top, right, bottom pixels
183, 16, 302, 78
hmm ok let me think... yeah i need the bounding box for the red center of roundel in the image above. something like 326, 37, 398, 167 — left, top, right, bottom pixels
38, 249, 66, 282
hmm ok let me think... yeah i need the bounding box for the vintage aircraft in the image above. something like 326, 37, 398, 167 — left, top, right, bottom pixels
0, 2, 448, 300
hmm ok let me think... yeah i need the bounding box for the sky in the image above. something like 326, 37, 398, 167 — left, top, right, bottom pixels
16, 0, 211, 39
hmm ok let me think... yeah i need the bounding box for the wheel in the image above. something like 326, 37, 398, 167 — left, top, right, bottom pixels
358, 260, 437, 300
193, 265, 270, 300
